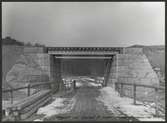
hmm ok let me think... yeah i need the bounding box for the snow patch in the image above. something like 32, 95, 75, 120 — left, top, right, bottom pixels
97, 87, 164, 120
88, 82, 102, 87
76, 82, 83, 87
37, 97, 76, 118
34, 119, 43, 121
139, 118, 165, 121
82, 77, 95, 82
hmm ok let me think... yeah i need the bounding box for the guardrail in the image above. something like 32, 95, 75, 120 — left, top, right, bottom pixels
2, 82, 56, 104
115, 82, 165, 117
2, 80, 76, 105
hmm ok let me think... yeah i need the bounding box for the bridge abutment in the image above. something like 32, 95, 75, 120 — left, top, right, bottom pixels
50, 55, 63, 93
107, 48, 159, 102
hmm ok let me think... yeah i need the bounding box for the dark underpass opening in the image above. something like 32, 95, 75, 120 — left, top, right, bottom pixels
62, 59, 105, 77
58, 55, 115, 86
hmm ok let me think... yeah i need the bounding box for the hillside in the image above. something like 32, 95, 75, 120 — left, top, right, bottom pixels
129, 45, 165, 74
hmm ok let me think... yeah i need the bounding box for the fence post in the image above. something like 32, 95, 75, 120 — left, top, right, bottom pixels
133, 84, 136, 105
115, 83, 117, 91
49, 83, 52, 91
73, 80, 76, 90
27, 84, 31, 97
10, 90, 13, 104
120, 83, 123, 97
155, 88, 159, 117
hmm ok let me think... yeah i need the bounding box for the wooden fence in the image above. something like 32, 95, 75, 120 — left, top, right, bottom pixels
2, 80, 76, 105
2, 82, 56, 105
115, 82, 165, 117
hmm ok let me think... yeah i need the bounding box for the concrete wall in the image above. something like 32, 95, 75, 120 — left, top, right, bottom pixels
124, 47, 143, 54
24, 47, 46, 54
50, 55, 62, 92
108, 52, 159, 102
22, 53, 51, 78
2, 45, 24, 87
116, 54, 159, 85
107, 55, 117, 87
5, 53, 51, 86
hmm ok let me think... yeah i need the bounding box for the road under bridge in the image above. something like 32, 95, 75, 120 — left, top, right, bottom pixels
3, 47, 162, 121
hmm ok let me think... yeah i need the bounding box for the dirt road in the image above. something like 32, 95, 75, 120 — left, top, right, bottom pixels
44, 79, 137, 121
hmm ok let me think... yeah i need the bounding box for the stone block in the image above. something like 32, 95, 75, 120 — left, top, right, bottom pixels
126, 77, 139, 83
24, 47, 45, 53
124, 48, 143, 54
118, 72, 132, 78
117, 66, 129, 71
118, 77, 128, 83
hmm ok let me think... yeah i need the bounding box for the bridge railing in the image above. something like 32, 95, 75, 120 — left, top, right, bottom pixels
2, 80, 76, 105
2, 82, 56, 105
115, 82, 165, 117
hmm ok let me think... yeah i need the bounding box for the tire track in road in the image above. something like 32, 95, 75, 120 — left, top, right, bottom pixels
45, 78, 138, 121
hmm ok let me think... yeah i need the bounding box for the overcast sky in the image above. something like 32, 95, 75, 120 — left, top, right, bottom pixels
2, 2, 165, 47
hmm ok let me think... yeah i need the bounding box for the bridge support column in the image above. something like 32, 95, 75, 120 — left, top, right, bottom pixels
103, 57, 113, 87
50, 55, 62, 93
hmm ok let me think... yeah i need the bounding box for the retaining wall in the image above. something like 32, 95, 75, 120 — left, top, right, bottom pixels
108, 48, 159, 102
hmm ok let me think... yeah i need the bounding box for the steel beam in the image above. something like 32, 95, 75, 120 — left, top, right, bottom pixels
54, 56, 112, 59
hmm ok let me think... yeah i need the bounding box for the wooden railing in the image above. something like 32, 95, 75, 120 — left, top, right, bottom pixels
2, 82, 56, 104
115, 82, 165, 117
2, 80, 76, 105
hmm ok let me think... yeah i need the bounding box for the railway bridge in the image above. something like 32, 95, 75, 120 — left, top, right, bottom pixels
21, 46, 160, 103
47, 47, 124, 91
3, 46, 162, 121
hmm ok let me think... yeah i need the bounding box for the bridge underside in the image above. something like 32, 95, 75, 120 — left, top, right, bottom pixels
50, 54, 116, 91
47, 47, 123, 91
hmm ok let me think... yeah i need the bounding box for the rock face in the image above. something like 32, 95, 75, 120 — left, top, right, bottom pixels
108, 48, 159, 102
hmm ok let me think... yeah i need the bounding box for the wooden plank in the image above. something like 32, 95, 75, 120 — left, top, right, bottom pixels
3, 86, 28, 93
8, 90, 51, 110
20, 93, 51, 114
2, 82, 55, 93
20, 97, 52, 120
17, 90, 51, 110
115, 82, 165, 90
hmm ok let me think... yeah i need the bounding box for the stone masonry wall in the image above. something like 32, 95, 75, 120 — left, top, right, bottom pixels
108, 48, 159, 102
118, 54, 159, 102
6, 53, 51, 85
23, 53, 51, 78
107, 55, 117, 88
124, 47, 143, 54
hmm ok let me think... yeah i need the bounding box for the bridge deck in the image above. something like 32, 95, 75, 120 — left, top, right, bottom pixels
47, 47, 124, 54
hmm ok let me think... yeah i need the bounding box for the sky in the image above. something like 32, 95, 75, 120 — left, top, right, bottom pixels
2, 2, 165, 47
